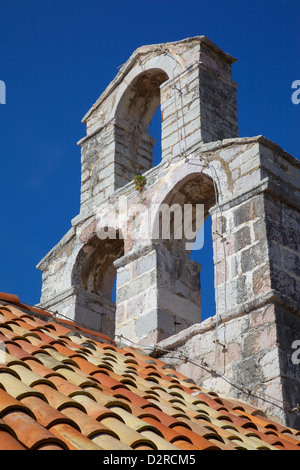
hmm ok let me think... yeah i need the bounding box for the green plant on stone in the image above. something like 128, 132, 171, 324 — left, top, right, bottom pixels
133, 174, 146, 192
128, 161, 146, 192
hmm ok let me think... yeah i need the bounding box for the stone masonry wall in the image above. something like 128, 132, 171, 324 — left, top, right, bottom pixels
150, 139, 300, 429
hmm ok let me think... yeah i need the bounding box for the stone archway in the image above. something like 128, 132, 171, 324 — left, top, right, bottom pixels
116, 69, 169, 132
70, 233, 124, 337
152, 171, 217, 253
72, 234, 124, 298
112, 68, 169, 185
114, 164, 220, 344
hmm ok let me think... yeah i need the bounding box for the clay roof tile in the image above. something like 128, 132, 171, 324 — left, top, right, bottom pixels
0, 294, 299, 451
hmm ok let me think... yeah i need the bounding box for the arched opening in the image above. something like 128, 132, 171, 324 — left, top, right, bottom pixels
153, 172, 217, 325
74, 236, 124, 297
116, 69, 168, 131
149, 104, 162, 168
114, 69, 168, 187
112, 274, 117, 303
72, 233, 124, 337
190, 214, 216, 321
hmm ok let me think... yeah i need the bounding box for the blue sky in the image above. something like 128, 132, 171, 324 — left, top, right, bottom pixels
0, 0, 299, 320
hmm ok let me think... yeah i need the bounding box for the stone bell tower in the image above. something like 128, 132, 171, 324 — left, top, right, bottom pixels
37, 36, 238, 338
37, 36, 300, 428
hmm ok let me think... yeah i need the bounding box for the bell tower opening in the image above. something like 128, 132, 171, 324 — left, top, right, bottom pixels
149, 104, 162, 168
150, 171, 217, 331
190, 214, 216, 321
71, 233, 124, 337
114, 69, 168, 187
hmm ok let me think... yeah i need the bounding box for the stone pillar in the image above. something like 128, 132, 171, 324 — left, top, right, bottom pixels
210, 140, 300, 319
212, 191, 267, 316
161, 42, 238, 160
79, 121, 116, 206
78, 117, 156, 207
39, 286, 115, 335
114, 243, 201, 345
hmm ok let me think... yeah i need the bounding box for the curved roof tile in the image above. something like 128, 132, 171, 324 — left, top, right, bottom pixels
0, 296, 299, 450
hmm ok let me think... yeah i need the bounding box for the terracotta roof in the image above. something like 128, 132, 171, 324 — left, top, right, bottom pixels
0, 293, 299, 451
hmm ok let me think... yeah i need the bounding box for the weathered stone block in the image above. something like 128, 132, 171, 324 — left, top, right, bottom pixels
267, 221, 298, 253
234, 225, 251, 252
240, 240, 268, 274
270, 265, 298, 302
117, 270, 156, 303
282, 249, 300, 278
252, 264, 272, 296
233, 196, 264, 227
116, 265, 131, 288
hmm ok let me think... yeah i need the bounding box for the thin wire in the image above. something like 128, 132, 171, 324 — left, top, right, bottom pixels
184, 155, 227, 367
171, 72, 188, 160
115, 333, 300, 416
164, 49, 186, 160
15, 299, 299, 414
161, 43, 228, 345
119, 46, 227, 369
136, 44, 186, 160
118, 45, 225, 351
17, 299, 100, 333
164, 54, 228, 361
172, 71, 185, 159
163, 59, 226, 363
199, 155, 228, 338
